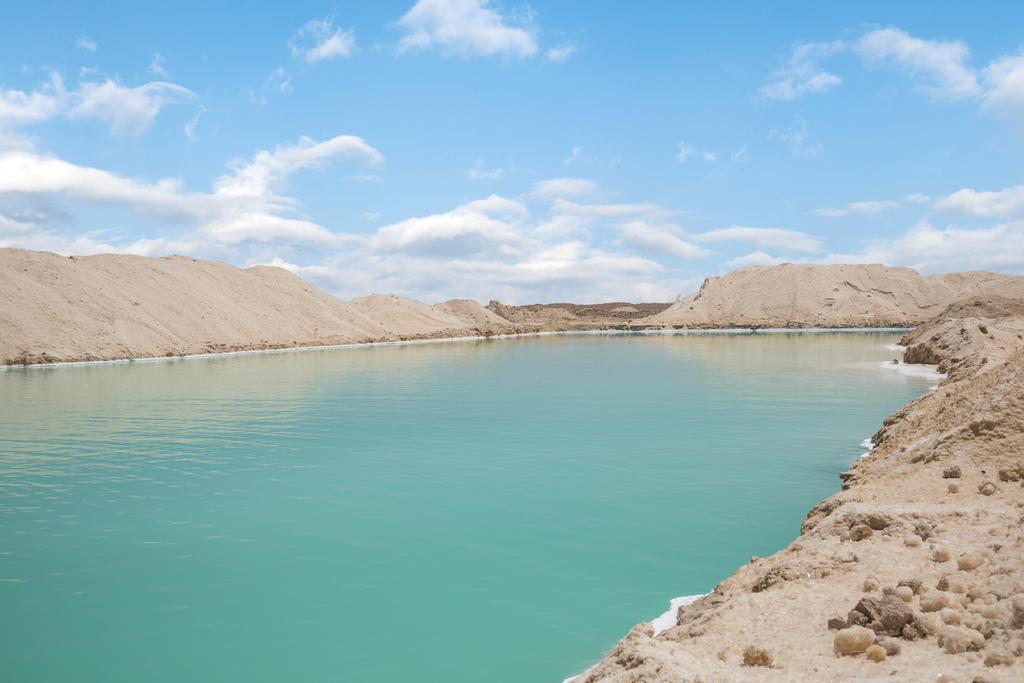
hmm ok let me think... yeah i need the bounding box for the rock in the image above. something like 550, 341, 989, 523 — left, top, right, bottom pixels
851, 596, 918, 636
901, 621, 927, 640
943, 465, 962, 478
932, 546, 952, 563
948, 482, 960, 494
898, 578, 923, 594
741, 646, 773, 667
904, 534, 922, 547
978, 482, 998, 496
938, 625, 984, 654
921, 592, 950, 612
862, 576, 879, 592
998, 468, 1020, 482
865, 644, 886, 662
850, 524, 873, 541
958, 551, 984, 571
834, 626, 875, 656
936, 576, 950, 591
877, 636, 901, 656
984, 648, 1016, 666
846, 610, 869, 627
893, 586, 914, 603
827, 617, 846, 630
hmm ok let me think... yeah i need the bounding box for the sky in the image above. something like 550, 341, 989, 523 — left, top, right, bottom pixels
1, 1, 1023, 303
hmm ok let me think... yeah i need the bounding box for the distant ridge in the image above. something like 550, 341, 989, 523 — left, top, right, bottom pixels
637, 263, 1024, 329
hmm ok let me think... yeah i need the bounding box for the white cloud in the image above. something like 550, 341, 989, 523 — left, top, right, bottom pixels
370, 194, 528, 256
768, 118, 821, 158
290, 18, 356, 63
0, 133, 383, 248
546, 45, 576, 63
532, 177, 598, 199
934, 184, 1024, 218
550, 198, 663, 218
854, 27, 980, 101
468, 159, 504, 181
821, 220, 1024, 273
67, 80, 195, 136
694, 226, 823, 253
397, 0, 538, 59
982, 51, 1024, 126
0, 72, 66, 132
149, 53, 169, 78
76, 36, 98, 52
730, 145, 749, 162
727, 251, 788, 268
215, 135, 383, 198
759, 41, 845, 101
903, 193, 931, 203
619, 220, 710, 260
813, 199, 901, 218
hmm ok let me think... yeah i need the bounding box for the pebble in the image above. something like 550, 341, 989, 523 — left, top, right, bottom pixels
741, 646, 773, 667
862, 576, 879, 592
921, 592, 950, 612
957, 551, 984, 571
978, 482, 998, 496
948, 482, 959, 494
833, 626, 874, 656
850, 524, 873, 541
893, 586, 914, 603
877, 636, 901, 656
940, 607, 961, 625
931, 546, 952, 563
904, 534, 922, 547
865, 644, 887, 662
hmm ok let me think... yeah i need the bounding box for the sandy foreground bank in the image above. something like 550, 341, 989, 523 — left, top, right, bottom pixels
570, 298, 1024, 681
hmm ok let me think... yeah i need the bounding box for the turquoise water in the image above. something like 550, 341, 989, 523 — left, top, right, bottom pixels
0, 332, 934, 682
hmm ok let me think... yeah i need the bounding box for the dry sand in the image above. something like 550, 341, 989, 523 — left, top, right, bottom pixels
570, 301, 1024, 682
0, 248, 515, 364
640, 263, 1024, 329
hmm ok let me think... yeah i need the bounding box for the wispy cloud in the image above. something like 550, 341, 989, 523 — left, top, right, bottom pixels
76, 35, 98, 52
813, 199, 901, 218
694, 226, 824, 253
768, 118, 821, 158
759, 41, 845, 101
468, 159, 504, 181
290, 18, 356, 63
149, 52, 169, 78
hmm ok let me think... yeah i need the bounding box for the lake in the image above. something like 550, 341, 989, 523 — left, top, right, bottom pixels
0, 332, 935, 682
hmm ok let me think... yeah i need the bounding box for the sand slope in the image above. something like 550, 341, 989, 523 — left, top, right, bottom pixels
640, 263, 1024, 328
0, 249, 513, 364
572, 302, 1024, 681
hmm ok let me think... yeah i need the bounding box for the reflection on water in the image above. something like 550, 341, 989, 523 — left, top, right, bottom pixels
0, 332, 935, 682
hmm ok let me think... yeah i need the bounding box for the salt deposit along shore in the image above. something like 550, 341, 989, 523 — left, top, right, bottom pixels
567, 299, 1024, 680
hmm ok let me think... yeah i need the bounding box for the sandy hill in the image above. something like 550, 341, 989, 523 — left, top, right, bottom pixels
0, 249, 512, 365
639, 263, 1024, 329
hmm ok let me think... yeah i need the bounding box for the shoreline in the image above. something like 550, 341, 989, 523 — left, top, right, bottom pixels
572, 302, 1024, 681
0, 326, 914, 371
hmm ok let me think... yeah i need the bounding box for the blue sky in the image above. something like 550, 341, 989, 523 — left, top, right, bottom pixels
1, 1, 1023, 303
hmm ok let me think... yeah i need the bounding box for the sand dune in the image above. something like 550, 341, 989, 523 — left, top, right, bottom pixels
640, 263, 1024, 328
0, 249, 512, 364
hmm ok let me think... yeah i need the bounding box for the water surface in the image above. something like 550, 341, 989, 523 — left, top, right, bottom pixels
0, 332, 934, 682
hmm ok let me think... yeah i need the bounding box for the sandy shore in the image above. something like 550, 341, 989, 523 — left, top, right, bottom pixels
569, 297, 1024, 681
